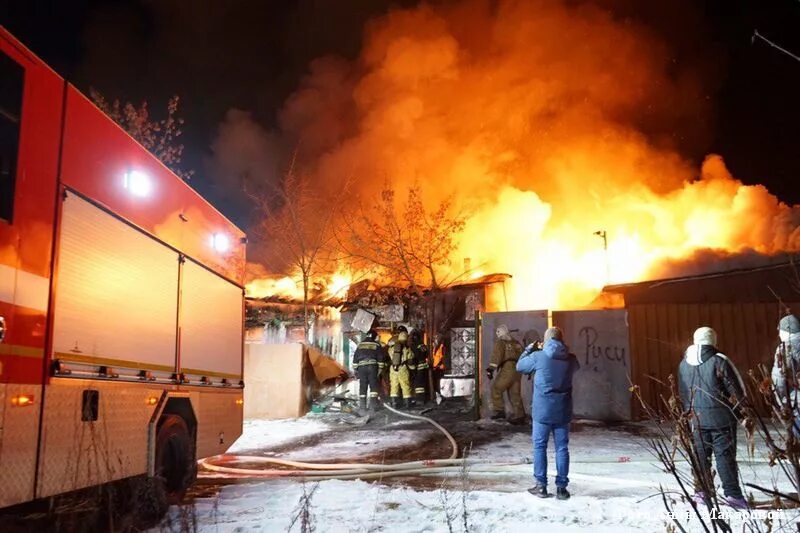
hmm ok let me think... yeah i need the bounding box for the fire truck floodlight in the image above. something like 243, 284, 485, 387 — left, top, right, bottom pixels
123, 170, 152, 198
210, 233, 230, 253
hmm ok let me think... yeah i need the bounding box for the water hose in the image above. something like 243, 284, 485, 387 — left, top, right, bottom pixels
199, 401, 775, 482
381, 401, 459, 460
201, 401, 465, 480
201, 461, 526, 481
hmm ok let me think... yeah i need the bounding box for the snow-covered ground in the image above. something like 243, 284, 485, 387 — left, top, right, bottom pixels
228, 418, 331, 454
159, 415, 800, 532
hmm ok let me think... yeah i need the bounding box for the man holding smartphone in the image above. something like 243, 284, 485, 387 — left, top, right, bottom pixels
517, 327, 580, 500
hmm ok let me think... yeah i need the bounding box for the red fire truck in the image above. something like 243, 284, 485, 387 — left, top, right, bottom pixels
0, 27, 245, 509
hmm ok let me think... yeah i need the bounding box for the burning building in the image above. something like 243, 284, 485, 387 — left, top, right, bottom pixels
230, 0, 800, 316
234, 0, 800, 420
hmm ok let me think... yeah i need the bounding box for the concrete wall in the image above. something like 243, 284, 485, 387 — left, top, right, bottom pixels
553, 309, 631, 421
478, 310, 632, 421
244, 343, 306, 420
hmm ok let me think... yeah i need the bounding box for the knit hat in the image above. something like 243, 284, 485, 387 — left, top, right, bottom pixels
693, 326, 717, 346
544, 327, 563, 343
779, 314, 800, 334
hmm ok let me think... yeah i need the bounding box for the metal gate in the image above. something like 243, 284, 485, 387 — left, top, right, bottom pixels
553, 309, 632, 421
478, 309, 632, 421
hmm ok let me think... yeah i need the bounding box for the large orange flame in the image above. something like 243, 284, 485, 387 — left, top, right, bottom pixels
459, 155, 800, 309
246, 266, 353, 302
237, 1, 800, 310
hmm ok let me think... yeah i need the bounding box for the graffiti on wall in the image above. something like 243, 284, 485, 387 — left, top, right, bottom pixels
554, 309, 631, 421
578, 326, 627, 371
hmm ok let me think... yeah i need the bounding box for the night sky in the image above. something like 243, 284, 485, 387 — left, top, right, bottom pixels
2, 0, 799, 228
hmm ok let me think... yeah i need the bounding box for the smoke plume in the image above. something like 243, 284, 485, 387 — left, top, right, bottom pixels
219, 0, 800, 308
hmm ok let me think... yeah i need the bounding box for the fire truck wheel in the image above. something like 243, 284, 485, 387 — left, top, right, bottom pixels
155, 414, 196, 502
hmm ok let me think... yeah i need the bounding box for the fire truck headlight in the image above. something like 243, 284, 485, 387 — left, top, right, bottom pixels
210, 233, 230, 253
123, 170, 152, 198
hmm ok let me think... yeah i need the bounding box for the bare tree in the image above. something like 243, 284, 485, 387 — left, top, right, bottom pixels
249, 161, 339, 341
338, 183, 466, 295
633, 357, 800, 532
90, 89, 193, 181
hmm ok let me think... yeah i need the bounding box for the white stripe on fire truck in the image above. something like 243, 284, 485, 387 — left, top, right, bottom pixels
0, 264, 50, 312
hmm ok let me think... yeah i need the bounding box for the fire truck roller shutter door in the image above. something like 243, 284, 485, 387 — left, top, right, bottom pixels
179, 259, 244, 457
52, 192, 179, 370
179, 259, 243, 380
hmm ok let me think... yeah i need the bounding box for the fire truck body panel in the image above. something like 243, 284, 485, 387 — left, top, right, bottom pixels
0, 27, 245, 508
0, 28, 61, 386
60, 87, 246, 287
52, 190, 182, 372
0, 28, 62, 509
178, 257, 245, 379
36, 379, 169, 498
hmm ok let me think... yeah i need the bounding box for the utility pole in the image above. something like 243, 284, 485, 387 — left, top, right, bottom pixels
593, 230, 609, 285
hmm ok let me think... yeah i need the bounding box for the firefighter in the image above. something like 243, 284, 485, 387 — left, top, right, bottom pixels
411, 329, 430, 403
388, 326, 415, 409
352, 329, 386, 412
486, 324, 526, 423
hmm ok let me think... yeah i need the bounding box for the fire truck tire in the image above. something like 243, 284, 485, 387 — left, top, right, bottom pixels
155, 414, 196, 502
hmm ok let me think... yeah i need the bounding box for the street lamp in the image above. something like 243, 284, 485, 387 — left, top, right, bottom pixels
593, 230, 609, 285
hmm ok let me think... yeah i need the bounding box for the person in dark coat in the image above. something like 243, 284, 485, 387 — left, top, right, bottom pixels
516, 326, 580, 500
678, 326, 747, 509
410, 329, 431, 404
352, 329, 387, 412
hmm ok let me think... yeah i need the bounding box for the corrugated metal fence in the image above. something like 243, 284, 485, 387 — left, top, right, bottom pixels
628, 302, 798, 417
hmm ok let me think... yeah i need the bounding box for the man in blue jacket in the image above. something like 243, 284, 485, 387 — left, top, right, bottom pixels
517, 326, 580, 500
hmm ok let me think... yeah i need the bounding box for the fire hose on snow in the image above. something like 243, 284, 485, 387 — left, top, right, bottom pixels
199, 399, 775, 483
200, 401, 480, 481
